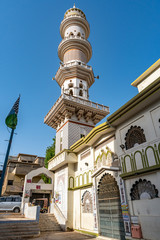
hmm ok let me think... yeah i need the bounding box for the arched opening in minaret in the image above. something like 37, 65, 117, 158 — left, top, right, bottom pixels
79, 83, 83, 89
69, 32, 74, 37
77, 32, 81, 37
68, 83, 73, 88
69, 89, 73, 96
79, 90, 83, 97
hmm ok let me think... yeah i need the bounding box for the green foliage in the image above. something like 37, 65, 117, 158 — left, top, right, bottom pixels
45, 137, 55, 168
42, 137, 55, 183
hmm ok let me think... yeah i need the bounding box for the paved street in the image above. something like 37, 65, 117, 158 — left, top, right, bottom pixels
30, 231, 95, 240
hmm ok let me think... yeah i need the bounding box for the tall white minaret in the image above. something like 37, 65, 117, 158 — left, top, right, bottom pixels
44, 5, 109, 154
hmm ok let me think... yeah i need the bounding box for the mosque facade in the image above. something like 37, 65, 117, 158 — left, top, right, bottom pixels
44, 5, 160, 240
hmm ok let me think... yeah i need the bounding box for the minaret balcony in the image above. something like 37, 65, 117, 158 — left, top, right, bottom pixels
44, 93, 109, 129
58, 36, 92, 63
55, 60, 95, 87
60, 15, 90, 39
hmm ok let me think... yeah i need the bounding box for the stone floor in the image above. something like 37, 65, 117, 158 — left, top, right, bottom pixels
29, 231, 95, 240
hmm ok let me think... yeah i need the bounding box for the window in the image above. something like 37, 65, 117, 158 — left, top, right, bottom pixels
79, 90, 83, 96
79, 83, 83, 88
8, 180, 13, 185
6, 197, 13, 202
80, 127, 86, 138
69, 89, 73, 96
0, 197, 6, 202
68, 83, 73, 88
125, 126, 146, 150
77, 32, 81, 37
13, 197, 21, 202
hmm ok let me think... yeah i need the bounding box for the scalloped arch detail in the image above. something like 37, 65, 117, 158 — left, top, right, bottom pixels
130, 179, 159, 200
125, 125, 146, 150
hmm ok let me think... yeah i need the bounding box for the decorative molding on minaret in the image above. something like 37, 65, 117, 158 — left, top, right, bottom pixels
44, 6, 109, 153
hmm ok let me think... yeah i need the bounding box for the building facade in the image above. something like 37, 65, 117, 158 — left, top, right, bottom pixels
44, 5, 160, 240
2, 153, 45, 196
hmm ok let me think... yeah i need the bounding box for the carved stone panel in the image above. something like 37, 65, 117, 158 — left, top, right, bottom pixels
82, 190, 93, 213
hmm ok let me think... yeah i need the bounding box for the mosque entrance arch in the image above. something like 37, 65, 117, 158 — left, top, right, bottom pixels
98, 173, 125, 240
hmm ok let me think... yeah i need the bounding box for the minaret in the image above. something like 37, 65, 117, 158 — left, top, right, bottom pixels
44, 5, 109, 154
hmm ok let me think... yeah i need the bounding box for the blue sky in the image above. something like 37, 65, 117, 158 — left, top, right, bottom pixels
0, 0, 160, 164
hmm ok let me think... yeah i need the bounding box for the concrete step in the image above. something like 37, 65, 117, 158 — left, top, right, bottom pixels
0, 213, 25, 219
0, 231, 40, 240
39, 213, 62, 232
0, 221, 40, 239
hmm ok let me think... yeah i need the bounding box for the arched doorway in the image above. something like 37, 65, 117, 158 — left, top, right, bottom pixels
98, 173, 125, 240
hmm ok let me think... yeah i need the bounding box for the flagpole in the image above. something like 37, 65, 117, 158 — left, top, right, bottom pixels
0, 128, 14, 196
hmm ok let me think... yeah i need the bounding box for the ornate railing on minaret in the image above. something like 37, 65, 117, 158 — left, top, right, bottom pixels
44, 5, 109, 154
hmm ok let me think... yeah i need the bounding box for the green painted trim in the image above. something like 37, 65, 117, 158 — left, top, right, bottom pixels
134, 150, 145, 168
123, 156, 127, 173
158, 143, 160, 155
120, 164, 160, 179
83, 172, 88, 185
68, 183, 93, 191
74, 229, 98, 237
95, 149, 114, 165
70, 79, 160, 153
145, 146, 157, 166
75, 176, 79, 188
132, 153, 137, 171
70, 122, 110, 151
107, 77, 160, 124
142, 149, 149, 168
121, 157, 124, 173
154, 144, 160, 164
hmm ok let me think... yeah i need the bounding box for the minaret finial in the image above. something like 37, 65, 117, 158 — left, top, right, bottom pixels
73, 3, 76, 8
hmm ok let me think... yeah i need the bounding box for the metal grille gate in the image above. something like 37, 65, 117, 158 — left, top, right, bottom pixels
98, 173, 125, 239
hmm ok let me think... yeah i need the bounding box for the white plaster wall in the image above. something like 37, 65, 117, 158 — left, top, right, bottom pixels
125, 171, 160, 216
24, 203, 39, 220
139, 215, 160, 240
56, 123, 68, 154
150, 105, 160, 138
78, 148, 92, 172
56, 129, 60, 155
73, 189, 81, 229
80, 188, 94, 231
62, 78, 88, 99
68, 190, 74, 228
116, 101, 160, 157
137, 67, 160, 92
64, 25, 85, 38
54, 167, 68, 218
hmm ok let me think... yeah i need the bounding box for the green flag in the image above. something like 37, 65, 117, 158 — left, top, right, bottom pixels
5, 96, 20, 129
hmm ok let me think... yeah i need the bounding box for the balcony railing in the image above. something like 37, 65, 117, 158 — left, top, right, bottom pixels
57, 60, 92, 71
48, 149, 77, 171
44, 93, 109, 122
